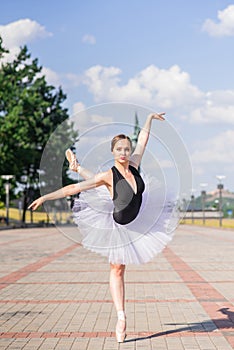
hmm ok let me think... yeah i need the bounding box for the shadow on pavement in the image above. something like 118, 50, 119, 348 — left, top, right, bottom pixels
125, 307, 234, 343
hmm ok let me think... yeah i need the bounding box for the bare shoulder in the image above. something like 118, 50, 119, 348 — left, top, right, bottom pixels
95, 169, 112, 184
93, 169, 112, 196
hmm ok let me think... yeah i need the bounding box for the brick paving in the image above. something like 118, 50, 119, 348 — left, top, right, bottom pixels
0, 224, 233, 349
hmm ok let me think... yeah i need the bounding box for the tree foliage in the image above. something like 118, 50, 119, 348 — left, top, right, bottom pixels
0, 37, 78, 222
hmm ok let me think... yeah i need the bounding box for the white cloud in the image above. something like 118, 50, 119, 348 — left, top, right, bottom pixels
192, 130, 234, 164
82, 34, 96, 45
41, 67, 61, 86
82, 64, 234, 125
190, 90, 234, 124
73, 102, 86, 115
0, 18, 52, 48
83, 65, 122, 101
83, 64, 203, 109
0, 18, 52, 62
202, 5, 234, 37
71, 101, 113, 132
72, 102, 90, 130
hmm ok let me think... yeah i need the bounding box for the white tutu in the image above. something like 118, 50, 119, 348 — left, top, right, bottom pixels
72, 175, 179, 265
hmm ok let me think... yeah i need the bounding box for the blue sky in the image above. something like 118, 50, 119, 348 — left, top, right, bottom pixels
1, 0, 234, 197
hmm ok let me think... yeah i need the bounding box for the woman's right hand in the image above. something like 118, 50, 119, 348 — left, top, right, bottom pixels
28, 197, 45, 211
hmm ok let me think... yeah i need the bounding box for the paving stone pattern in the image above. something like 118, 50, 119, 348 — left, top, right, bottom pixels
0, 225, 233, 349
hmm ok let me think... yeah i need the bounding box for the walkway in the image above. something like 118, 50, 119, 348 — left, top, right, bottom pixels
0, 224, 233, 349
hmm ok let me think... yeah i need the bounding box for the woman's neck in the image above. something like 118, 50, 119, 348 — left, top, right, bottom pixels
114, 161, 130, 174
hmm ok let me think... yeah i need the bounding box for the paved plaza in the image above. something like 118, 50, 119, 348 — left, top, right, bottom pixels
0, 224, 233, 350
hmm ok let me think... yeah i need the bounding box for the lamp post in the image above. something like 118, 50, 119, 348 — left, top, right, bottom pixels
181, 195, 188, 223
190, 195, 194, 223
190, 188, 196, 224
1, 175, 14, 225
201, 191, 206, 224
200, 183, 207, 225
216, 175, 226, 227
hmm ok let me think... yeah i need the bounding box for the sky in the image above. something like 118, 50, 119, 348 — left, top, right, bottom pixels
1, 0, 234, 198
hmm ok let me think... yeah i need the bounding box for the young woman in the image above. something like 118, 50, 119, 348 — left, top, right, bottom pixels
29, 112, 178, 343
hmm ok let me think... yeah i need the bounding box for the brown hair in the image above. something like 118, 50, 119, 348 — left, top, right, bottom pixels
111, 134, 132, 151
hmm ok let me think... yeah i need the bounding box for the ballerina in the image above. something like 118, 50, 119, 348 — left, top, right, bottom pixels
29, 112, 179, 342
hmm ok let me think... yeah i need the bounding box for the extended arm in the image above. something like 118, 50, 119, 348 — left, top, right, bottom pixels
28, 172, 107, 211
130, 112, 165, 168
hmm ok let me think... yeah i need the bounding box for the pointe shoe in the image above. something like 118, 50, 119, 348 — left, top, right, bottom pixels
116, 310, 126, 343
65, 149, 80, 172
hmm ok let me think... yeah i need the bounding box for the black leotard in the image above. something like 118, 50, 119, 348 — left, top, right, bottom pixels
112, 165, 145, 225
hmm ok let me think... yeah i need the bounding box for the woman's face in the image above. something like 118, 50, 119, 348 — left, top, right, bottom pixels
112, 139, 132, 163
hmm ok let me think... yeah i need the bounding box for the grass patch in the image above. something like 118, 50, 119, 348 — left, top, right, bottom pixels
0, 207, 71, 224
180, 218, 234, 229
1, 207, 234, 228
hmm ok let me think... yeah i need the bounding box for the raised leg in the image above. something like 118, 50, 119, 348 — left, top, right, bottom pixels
77, 165, 94, 179
65, 149, 94, 179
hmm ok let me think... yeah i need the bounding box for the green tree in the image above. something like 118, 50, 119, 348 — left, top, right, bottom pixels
0, 37, 78, 223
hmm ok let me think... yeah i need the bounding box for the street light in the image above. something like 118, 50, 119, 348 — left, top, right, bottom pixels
190, 188, 196, 224
216, 175, 226, 227
191, 195, 195, 224
1, 175, 14, 225
200, 183, 208, 225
